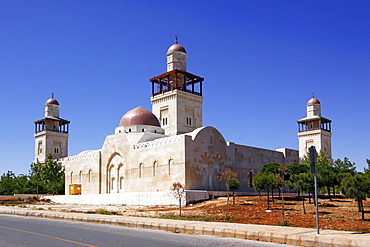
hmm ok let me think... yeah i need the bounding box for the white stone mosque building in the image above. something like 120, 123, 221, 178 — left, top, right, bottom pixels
36, 41, 332, 205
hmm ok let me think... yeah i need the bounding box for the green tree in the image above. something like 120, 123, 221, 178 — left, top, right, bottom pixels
0, 170, 16, 195
302, 149, 331, 203
29, 160, 44, 197
276, 166, 289, 225
288, 173, 313, 214
14, 174, 30, 194
261, 163, 281, 200
287, 163, 309, 177
318, 165, 338, 201
334, 157, 356, 175
226, 178, 240, 206
43, 154, 65, 195
340, 174, 370, 220
363, 159, 370, 175
261, 163, 281, 175
252, 172, 275, 210
286, 163, 309, 197
302, 149, 330, 167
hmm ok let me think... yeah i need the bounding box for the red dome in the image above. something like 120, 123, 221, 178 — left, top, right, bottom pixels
307, 97, 320, 105
119, 106, 160, 127
45, 98, 59, 105
167, 44, 186, 54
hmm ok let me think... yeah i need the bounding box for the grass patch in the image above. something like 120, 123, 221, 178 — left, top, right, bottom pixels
86, 208, 122, 215
159, 213, 233, 222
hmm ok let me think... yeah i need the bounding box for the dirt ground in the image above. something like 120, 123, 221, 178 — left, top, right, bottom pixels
1, 195, 369, 232
145, 195, 370, 233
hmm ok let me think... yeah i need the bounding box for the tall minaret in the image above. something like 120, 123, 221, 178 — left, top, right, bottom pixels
150, 38, 204, 136
297, 94, 332, 161
34, 94, 70, 163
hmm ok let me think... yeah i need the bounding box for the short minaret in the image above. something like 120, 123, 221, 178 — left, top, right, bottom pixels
34, 94, 70, 163
297, 94, 332, 161
150, 39, 204, 136
166, 36, 187, 71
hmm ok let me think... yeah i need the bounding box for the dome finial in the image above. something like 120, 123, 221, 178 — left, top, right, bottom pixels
175, 36, 178, 44
312, 92, 315, 98
52, 92, 54, 99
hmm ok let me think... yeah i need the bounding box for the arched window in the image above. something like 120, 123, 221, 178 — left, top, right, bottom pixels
70, 172, 73, 184
168, 158, 173, 175
111, 177, 115, 191
88, 170, 92, 182
139, 163, 143, 178
120, 176, 124, 190
79, 171, 82, 183
153, 161, 157, 177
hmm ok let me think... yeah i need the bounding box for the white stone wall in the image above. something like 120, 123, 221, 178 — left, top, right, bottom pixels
298, 129, 332, 160
184, 127, 299, 192
63, 126, 298, 204
63, 150, 101, 195
151, 90, 203, 136
35, 131, 68, 162
167, 52, 187, 71
45, 104, 59, 118
44, 190, 208, 206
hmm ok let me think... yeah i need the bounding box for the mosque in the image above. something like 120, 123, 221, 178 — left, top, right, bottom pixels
35, 41, 332, 205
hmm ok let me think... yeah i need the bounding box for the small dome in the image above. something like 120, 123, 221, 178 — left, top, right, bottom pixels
45, 98, 59, 105
119, 106, 160, 127
167, 44, 186, 54
307, 97, 320, 105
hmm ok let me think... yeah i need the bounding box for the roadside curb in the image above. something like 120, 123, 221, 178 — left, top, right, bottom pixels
0, 209, 369, 247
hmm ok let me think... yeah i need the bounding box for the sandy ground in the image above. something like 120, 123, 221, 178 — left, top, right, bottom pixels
2, 195, 369, 232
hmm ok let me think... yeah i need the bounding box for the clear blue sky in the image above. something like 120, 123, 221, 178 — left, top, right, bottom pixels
1, 1, 369, 175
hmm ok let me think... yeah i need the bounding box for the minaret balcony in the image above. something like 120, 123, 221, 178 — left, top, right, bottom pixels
150, 69, 204, 97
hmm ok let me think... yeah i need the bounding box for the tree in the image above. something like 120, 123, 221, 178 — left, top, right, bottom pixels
261, 163, 281, 200
252, 172, 275, 210
170, 182, 185, 217
340, 174, 370, 220
288, 173, 313, 214
0, 170, 16, 195
334, 157, 356, 174
302, 149, 330, 167
316, 150, 330, 167
261, 163, 281, 175
276, 166, 289, 225
287, 163, 309, 177
302, 149, 331, 203
218, 169, 238, 218
286, 163, 309, 197
317, 165, 338, 201
226, 178, 240, 206
14, 174, 29, 194
29, 160, 44, 197
43, 154, 65, 195
363, 159, 370, 175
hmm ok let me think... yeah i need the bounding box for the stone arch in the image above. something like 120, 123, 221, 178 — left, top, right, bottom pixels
153, 160, 158, 177
106, 152, 125, 193
168, 157, 174, 175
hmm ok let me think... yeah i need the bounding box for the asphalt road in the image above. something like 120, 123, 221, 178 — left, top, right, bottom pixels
0, 215, 296, 247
